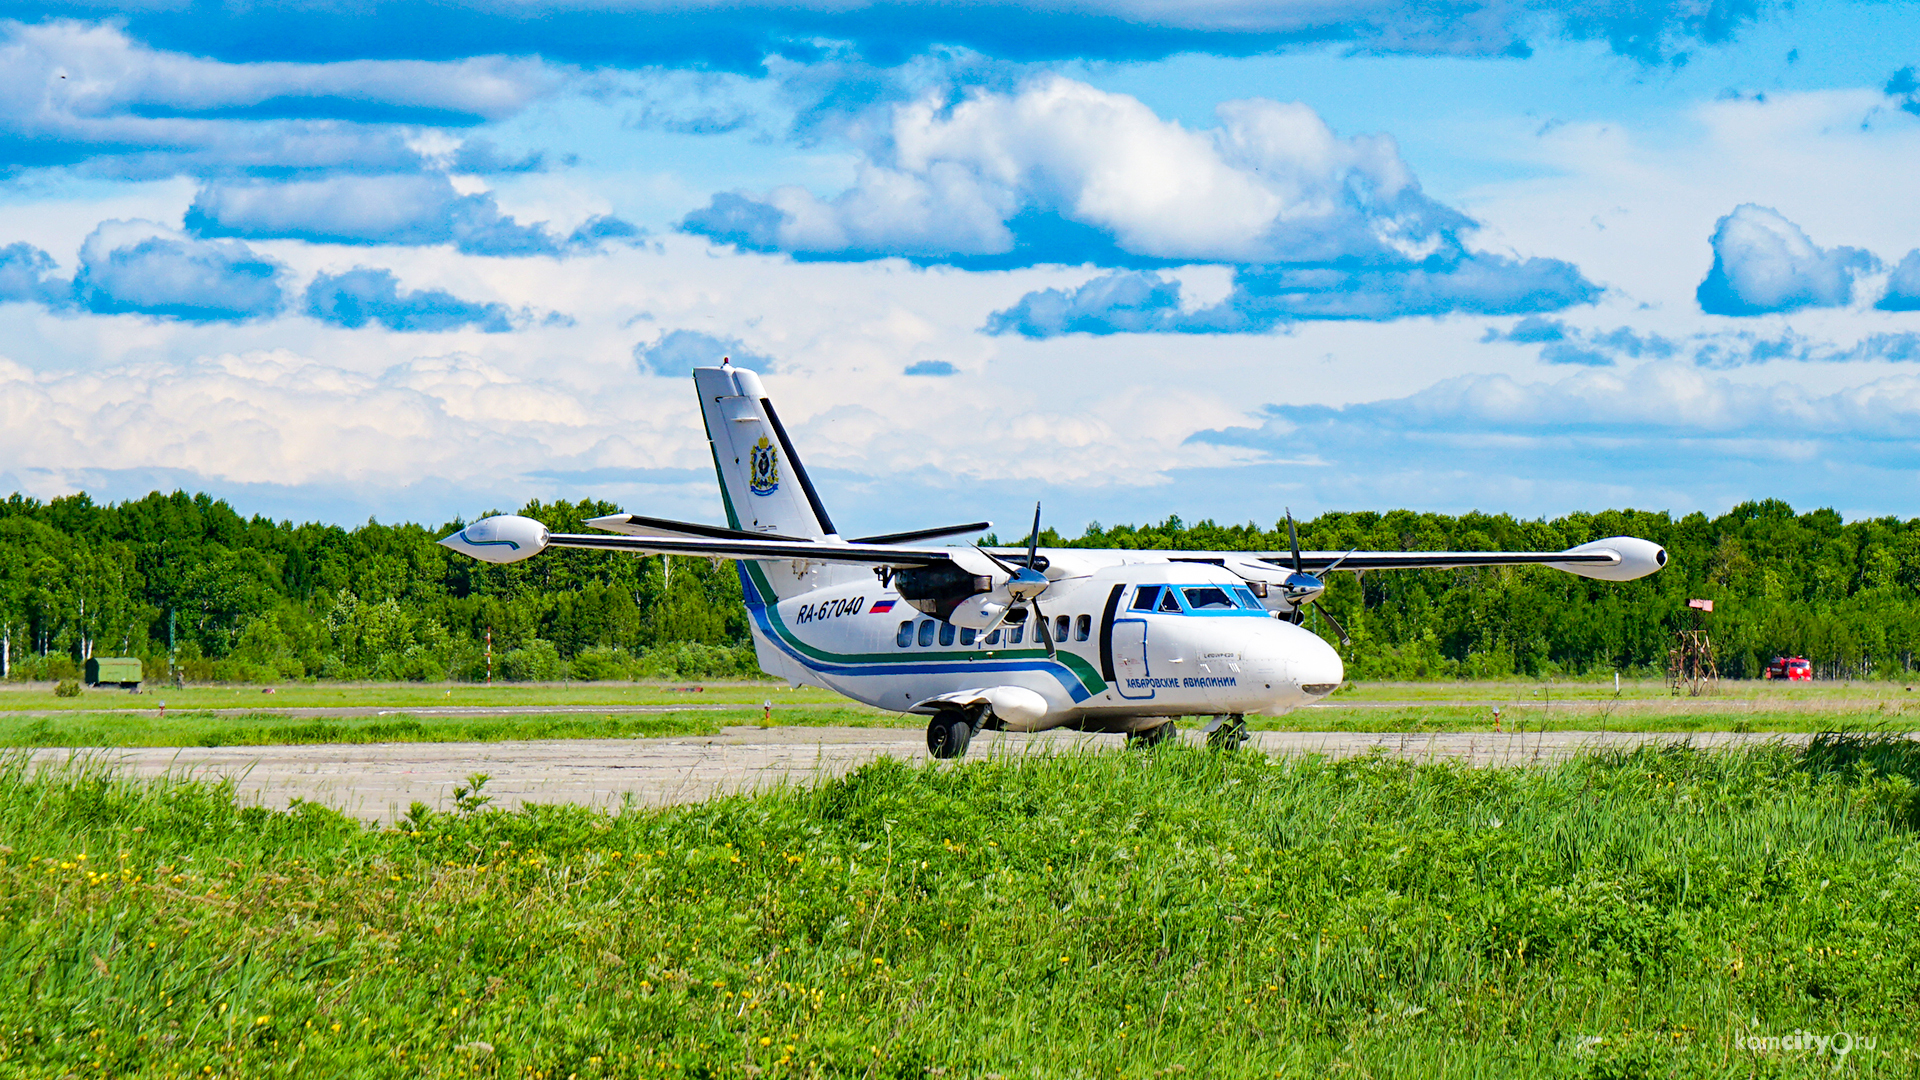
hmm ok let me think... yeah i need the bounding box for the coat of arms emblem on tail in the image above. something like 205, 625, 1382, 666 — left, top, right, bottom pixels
748, 435, 780, 496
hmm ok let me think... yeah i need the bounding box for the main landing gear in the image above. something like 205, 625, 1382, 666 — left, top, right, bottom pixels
1126, 722, 1178, 748
926, 710, 973, 759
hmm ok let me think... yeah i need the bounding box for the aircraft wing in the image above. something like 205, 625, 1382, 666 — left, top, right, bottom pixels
546, 532, 960, 567
1162, 535, 1667, 582
440, 513, 988, 569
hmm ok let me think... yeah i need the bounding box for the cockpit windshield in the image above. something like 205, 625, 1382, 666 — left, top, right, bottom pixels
1180, 586, 1236, 610
1129, 583, 1273, 617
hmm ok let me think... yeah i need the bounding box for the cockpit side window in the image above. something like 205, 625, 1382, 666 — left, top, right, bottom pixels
1158, 589, 1183, 614
1181, 586, 1236, 611
1130, 586, 1160, 611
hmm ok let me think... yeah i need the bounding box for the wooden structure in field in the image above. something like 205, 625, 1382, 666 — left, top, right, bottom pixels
1668, 599, 1718, 696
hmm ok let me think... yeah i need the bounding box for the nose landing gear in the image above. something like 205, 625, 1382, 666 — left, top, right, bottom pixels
1202, 713, 1248, 750
1126, 721, 1178, 748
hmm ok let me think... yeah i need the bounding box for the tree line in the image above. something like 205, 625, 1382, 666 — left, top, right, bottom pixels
2, 492, 1915, 683
1061, 502, 1920, 681
0, 491, 756, 684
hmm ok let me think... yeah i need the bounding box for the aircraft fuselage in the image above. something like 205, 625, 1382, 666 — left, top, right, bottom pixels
742, 557, 1343, 732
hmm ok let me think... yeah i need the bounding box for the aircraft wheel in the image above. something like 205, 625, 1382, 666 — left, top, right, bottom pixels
1205, 714, 1249, 750
927, 712, 973, 759
1128, 722, 1176, 748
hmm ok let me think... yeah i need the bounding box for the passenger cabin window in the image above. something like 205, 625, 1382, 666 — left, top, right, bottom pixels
1009, 624, 1024, 644
1158, 589, 1183, 614
985, 629, 1001, 645
917, 620, 936, 647
1054, 615, 1070, 643
1181, 586, 1236, 611
939, 622, 956, 646
1130, 586, 1160, 611
897, 620, 914, 648
1075, 614, 1092, 641
961, 627, 976, 645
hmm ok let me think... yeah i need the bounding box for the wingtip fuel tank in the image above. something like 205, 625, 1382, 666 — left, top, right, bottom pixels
1550, 536, 1668, 581
438, 515, 550, 565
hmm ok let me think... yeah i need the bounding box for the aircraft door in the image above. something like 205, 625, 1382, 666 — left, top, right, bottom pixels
1111, 618, 1153, 699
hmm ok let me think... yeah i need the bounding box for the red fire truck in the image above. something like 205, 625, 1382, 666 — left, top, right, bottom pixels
1764, 656, 1812, 681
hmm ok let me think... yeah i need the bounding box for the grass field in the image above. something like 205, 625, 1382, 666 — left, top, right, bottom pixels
0, 682, 902, 748
0, 682, 827, 714
1, 679, 1916, 748
1, 736, 1917, 1077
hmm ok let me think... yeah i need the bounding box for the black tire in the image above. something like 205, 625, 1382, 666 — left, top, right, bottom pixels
927, 712, 972, 759
1205, 715, 1249, 750
1128, 722, 1176, 748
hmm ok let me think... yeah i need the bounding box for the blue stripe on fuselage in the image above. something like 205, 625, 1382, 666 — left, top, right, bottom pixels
736, 563, 1093, 703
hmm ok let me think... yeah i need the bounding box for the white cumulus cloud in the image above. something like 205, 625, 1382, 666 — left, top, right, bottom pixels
684, 75, 1470, 268
1695, 203, 1875, 316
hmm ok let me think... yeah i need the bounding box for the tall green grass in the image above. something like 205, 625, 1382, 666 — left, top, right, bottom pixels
1, 737, 1916, 1077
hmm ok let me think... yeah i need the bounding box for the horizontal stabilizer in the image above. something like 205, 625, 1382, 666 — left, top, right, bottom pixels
851, 521, 992, 546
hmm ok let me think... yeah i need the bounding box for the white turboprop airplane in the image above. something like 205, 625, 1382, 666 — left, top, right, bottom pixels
441, 363, 1668, 757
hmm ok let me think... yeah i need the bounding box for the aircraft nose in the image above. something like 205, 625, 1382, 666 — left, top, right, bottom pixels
1294, 630, 1344, 697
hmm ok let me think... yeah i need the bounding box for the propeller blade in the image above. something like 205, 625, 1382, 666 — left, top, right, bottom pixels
1026, 502, 1042, 566
1285, 508, 1302, 573
1032, 597, 1056, 657
974, 605, 1015, 646
1316, 602, 1352, 647
978, 547, 1018, 575
1319, 547, 1358, 576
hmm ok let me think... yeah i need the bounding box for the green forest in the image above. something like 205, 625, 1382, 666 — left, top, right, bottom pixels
1, 491, 1915, 684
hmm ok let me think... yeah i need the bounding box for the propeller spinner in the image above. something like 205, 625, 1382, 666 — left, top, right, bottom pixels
1279, 508, 1354, 647
974, 503, 1056, 655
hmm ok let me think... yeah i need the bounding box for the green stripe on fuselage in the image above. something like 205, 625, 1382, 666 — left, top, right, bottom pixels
742, 560, 1108, 697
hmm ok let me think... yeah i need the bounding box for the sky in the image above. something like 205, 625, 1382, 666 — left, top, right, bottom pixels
1, 0, 1918, 535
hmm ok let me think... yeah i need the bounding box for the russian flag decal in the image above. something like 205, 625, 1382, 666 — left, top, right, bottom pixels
870, 599, 897, 614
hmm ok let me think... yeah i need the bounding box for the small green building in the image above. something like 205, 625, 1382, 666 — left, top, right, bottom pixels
84, 657, 142, 689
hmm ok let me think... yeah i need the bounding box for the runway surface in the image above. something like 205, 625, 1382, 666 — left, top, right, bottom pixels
20, 727, 1835, 823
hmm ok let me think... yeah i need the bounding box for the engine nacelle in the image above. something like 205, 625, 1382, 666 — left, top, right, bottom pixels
1551, 536, 1668, 581
895, 559, 996, 621
438, 515, 550, 564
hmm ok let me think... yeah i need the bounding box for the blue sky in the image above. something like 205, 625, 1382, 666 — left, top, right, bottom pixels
1, 0, 1918, 533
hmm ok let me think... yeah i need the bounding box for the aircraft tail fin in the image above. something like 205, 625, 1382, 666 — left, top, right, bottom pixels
692, 364, 838, 540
